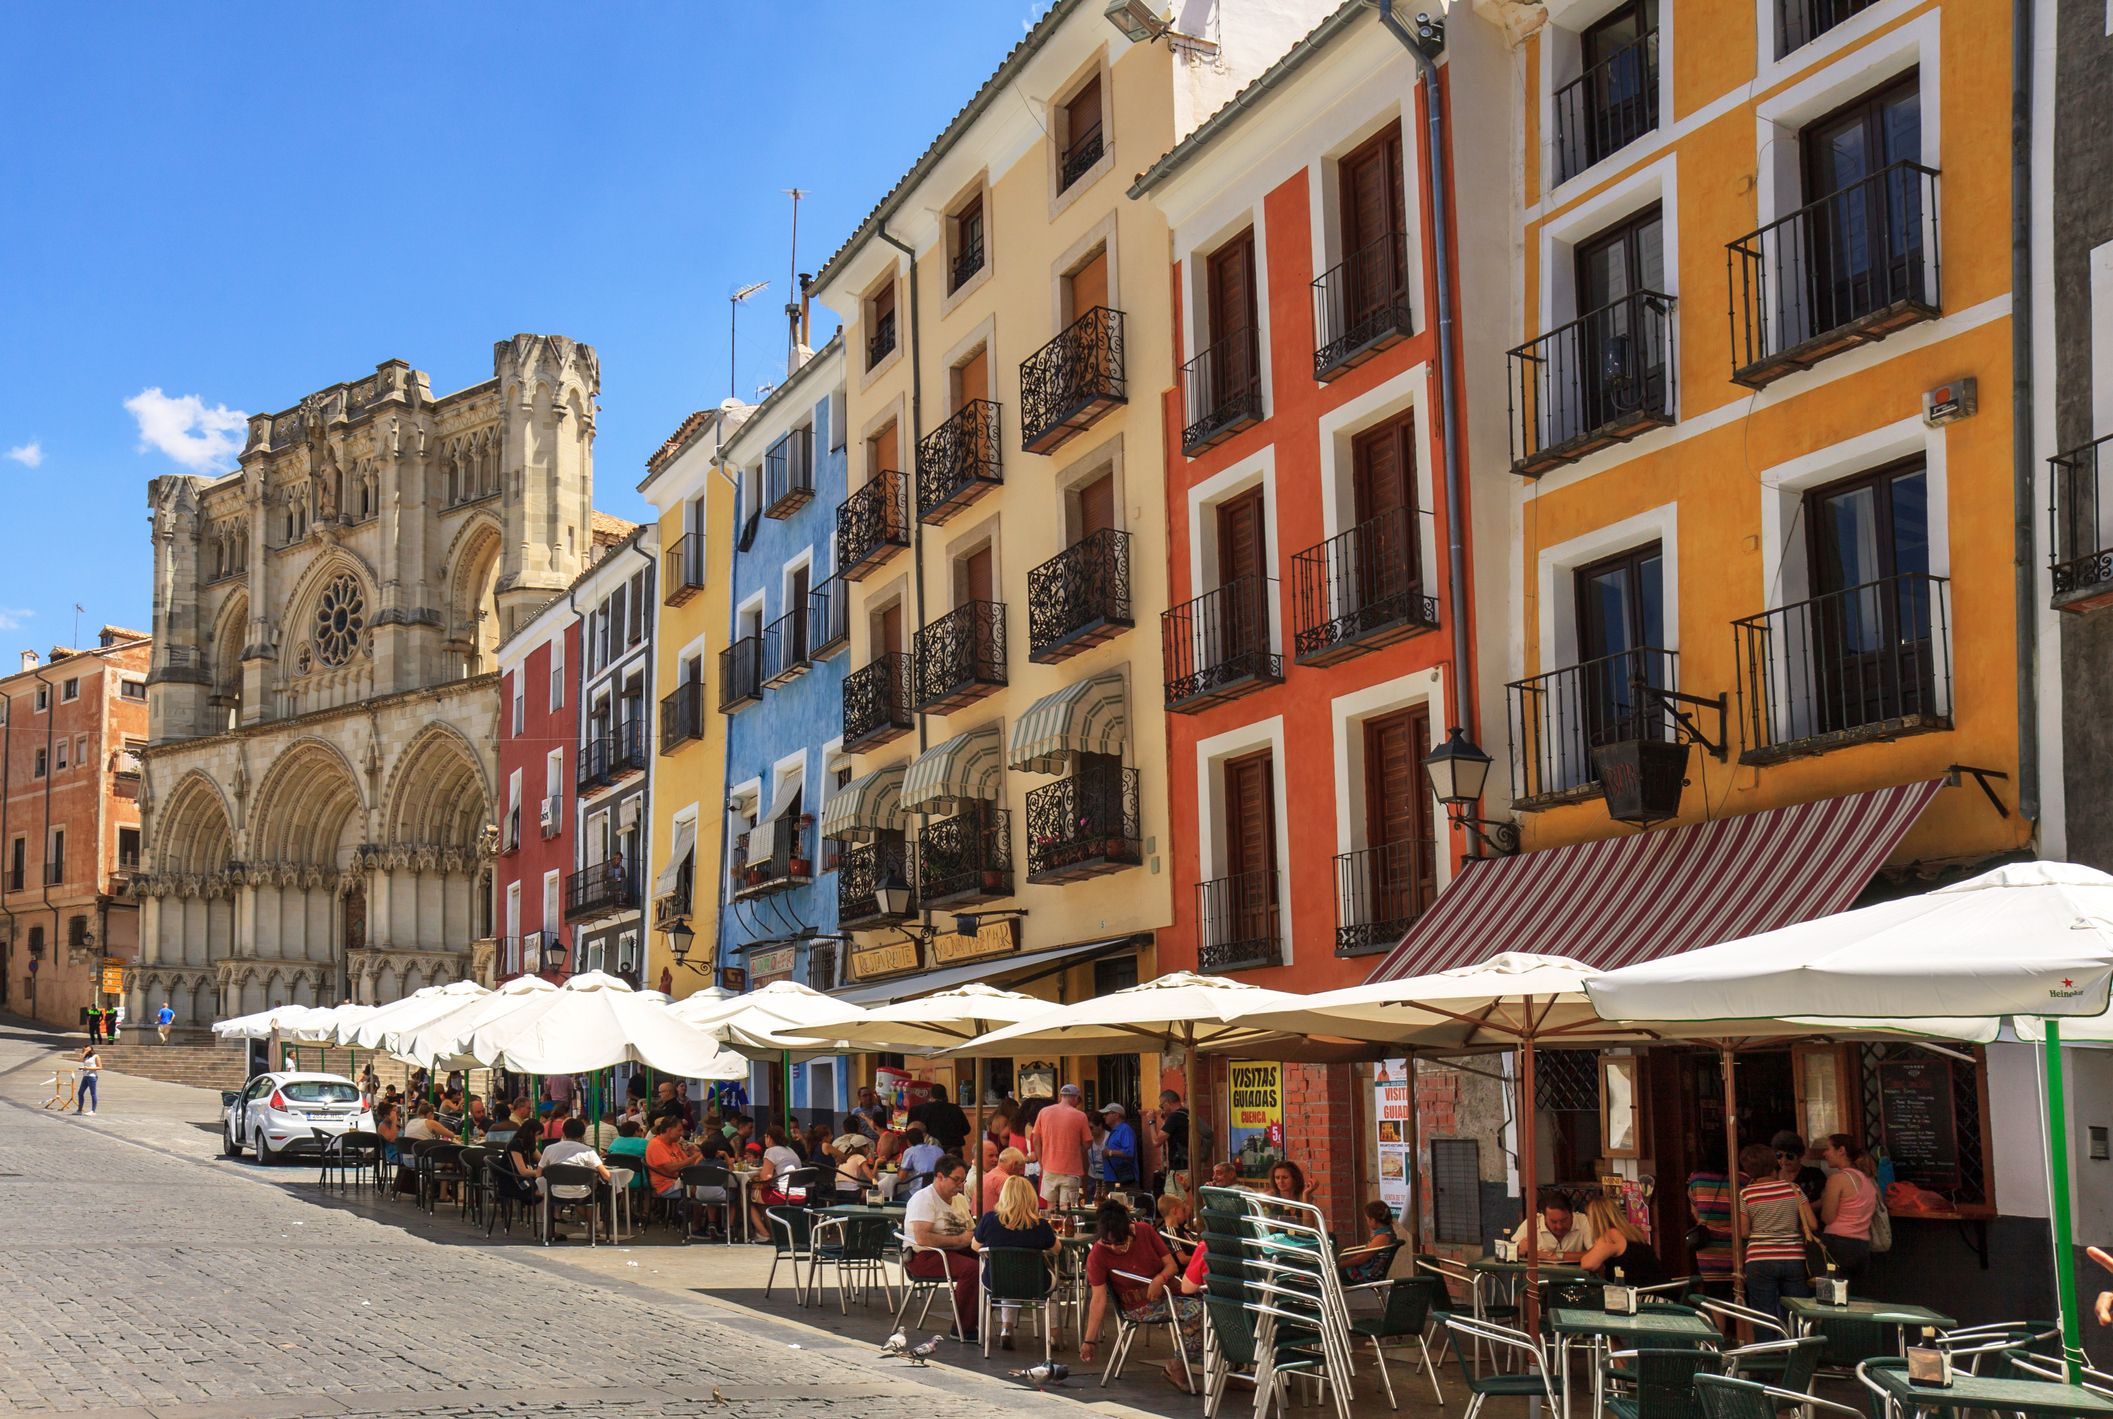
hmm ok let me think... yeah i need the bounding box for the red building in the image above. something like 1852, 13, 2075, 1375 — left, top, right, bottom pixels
1131, 9, 1509, 1231
494, 596, 580, 985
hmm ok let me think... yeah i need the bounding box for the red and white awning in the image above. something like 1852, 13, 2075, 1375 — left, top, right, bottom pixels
1365, 781, 1944, 983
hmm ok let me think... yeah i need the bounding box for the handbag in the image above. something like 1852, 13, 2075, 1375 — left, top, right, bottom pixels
1868, 1195, 1893, 1253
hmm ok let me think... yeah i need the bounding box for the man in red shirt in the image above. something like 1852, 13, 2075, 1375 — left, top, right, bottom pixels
1032, 1083, 1094, 1210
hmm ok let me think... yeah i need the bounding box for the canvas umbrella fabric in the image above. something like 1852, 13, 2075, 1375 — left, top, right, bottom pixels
458, 970, 741, 1078
1586, 861, 2113, 1375
212, 1004, 335, 1040
341, 980, 492, 1052
668, 981, 869, 1059
391, 974, 560, 1070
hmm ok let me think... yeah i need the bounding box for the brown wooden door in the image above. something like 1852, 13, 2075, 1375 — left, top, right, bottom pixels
964, 546, 995, 605
789, 566, 810, 660
957, 348, 989, 408
1206, 231, 1260, 411
1340, 124, 1407, 257
1078, 473, 1117, 540
1363, 707, 1435, 929
1223, 751, 1279, 953
1216, 489, 1268, 663
869, 423, 898, 476
1218, 489, 1266, 585
878, 602, 903, 656
1070, 249, 1109, 322
1350, 415, 1417, 614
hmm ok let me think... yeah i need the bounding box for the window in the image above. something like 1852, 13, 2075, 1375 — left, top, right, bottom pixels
549, 641, 565, 711
1572, 206, 1669, 433
1554, 0, 1659, 183
118, 826, 140, 868
53, 739, 66, 772
585, 935, 606, 973
510, 677, 523, 737
1803, 459, 1934, 732
1573, 542, 1667, 756
46, 829, 64, 884
608, 586, 627, 657
32, 748, 45, 778
61, 678, 78, 701
545, 750, 563, 800
1802, 73, 1923, 315
1201, 749, 1279, 971
67, 915, 87, 947
74, 736, 86, 768
628, 572, 645, 645
1068, 247, 1109, 325
950, 193, 986, 292
7, 837, 24, 892
617, 930, 638, 978
542, 871, 561, 934
119, 679, 145, 701
1060, 74, 1105, 191
34, 687, 48, 713
1359, 706, 1435, 932
868, 280, 898, 369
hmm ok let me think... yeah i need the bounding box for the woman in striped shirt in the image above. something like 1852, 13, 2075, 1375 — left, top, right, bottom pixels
1737, 1142, 1819, 1321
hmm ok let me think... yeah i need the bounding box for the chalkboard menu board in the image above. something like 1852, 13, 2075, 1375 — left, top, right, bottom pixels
1878, 1058, 1960, 1189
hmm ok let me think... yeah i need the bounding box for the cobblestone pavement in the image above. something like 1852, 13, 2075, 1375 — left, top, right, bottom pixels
0, 1024, 1141, 1419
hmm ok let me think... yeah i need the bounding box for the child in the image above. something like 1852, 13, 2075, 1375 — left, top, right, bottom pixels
1338, 1200, 1398, 1283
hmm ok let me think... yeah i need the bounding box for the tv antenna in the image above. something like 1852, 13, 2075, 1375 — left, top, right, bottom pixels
729, 281, 769, 400
783, 187, 811, 371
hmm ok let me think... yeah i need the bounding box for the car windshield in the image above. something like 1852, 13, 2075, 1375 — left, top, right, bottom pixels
281, 1082, 361, 1104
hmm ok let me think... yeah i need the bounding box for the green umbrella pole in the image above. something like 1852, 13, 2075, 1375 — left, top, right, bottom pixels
2046, 1020, 2084, 1380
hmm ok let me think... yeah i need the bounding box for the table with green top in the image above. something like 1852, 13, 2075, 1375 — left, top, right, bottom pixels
1550, 1306, 1723, 1419
1784, 1297, 1959, 1357
1466, 1256, 1594, 1327
1861, 1362, 2113, 1419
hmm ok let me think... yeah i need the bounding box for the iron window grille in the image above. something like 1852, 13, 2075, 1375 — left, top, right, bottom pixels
913, 601, 1006, 713
761, 606, 812, 688
839, 831, 915, 930
1507, 647, 1678, 807
951, 232, 985, 292
763, 427, 815, 519
1162, 575, 1281, 713
719, 636, 764, 713
1332, 840, 1436, 956
1060, 121, 1104, 191
2049, 433, 2113, 603
660, 680, 706, 753
1020, 308, 1126, 455
918, 808, 1013, 907
576, 720, 647, 789
1027, 528, 1133, 664
917, 400, 1003, 524
838, 472, 912, 580
1313, 230, 1415, 380
664, 533, 707, 607
1430, 1137, 1483, 1245
733, 817, 814, 901
1195, 868, 1280, 973
1507, 289, 1676, 476
867, 309, 897, 369
1291, 508, 1439, 665
809, 575, 850, 658
564, 861, 636, 923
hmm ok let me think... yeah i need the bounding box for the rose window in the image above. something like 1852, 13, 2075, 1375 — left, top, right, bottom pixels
313, 574, 366, 666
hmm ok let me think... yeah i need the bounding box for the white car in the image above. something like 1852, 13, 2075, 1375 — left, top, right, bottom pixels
222, 1071, 372, 1164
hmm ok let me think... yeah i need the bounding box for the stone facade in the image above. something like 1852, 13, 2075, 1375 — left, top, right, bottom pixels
131, 335, 599, 1023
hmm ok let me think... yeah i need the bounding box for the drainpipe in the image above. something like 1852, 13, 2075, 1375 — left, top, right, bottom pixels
32, 661, 60, 1026
1372, 0, 1474, 735
1, 682, 15, 1007
2011, 0, 2039, 829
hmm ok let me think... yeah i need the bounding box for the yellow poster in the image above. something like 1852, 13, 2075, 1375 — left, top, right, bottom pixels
1228, 1061, 1283, 1177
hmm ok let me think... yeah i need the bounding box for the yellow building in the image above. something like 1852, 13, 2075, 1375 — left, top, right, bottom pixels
638, 405, 743, 1001
805, 0, 1337, 1114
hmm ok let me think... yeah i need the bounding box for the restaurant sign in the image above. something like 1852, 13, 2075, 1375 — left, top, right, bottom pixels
932, 917, 1017, 966
748, 945, 796, 985
851, 938, 922, 981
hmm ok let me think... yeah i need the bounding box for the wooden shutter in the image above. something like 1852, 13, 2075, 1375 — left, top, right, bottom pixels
1225, 752, 1278, 880
873, 281, 895, 326
1217, 489, 1267, 586
1340, 123, 1407, 255
1352, 415, 1414, 525
957, 349, 989, 407
1206, 231, 1258, 347
964, 546, 995, 605
1364, 706, 1436, 914
1070, 249, 1109, 320
1067, 76, 1102, 144
878, 602, 903, 656
869, 424, 898, 476
1078, 473, 1117, 539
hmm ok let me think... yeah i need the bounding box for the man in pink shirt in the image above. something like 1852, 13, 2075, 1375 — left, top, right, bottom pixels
980, 1144, 1025, 1215
1032, 1083, 1095, 1209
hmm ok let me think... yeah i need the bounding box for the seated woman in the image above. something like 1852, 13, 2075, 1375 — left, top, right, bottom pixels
1576, 1195, 1667, 1286
1338, 1200, 1400, 1284
1080, 1200, 1204, 1393
833, 1133, 876, 1197
373, 1101, 404, 1168
974, 1175, 1058, 1352
748, 1143, 790, 1241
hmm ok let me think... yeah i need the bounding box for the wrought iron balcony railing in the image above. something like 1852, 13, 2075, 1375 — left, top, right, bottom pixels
951, 235, 985, 292
1314, 231, 1414, 380
1776, 0, 1877, 57
564, 861, 637, 923
1507, 647, 1678, 807
1291, 509, 1439, 666
1028, 529, 1132, 663
763, 427, 815, 519
1197, 868, 1280, 973
663, 533, 707, 607
1060, 121, 1104, 191
761, 606, 811, 688
867, 309, 897, 369
1333, 841, 1435, 957
720, 636, 763, 713
732, 816, 814, 901
576, 720, 647, 789
1552, 29, 1658, 185
843, 652, 915, 752
502, 930, 561, 979
839, 831, 914, 930
1026, 768, 1141, 885
1182, 326, 1263, 453
660, 680, 705, 753
1508, 289, 1676, 476
1163, 575, 1281, 714
1020, 307, 1126, 455
2051, 432, 2113, 606
914, 600, 1006, 712
1730, 160, 1940, 388
810, 575, 850, 658
919, 808, 1013, 907
838, 471, 911, 581
1733, 573, 1951, 765
917, 400, 1002, 525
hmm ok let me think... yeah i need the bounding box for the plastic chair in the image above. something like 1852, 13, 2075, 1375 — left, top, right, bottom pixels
1604, 1347, 1721, 1419
539, 1164, 604, 1247
316, 1129, 382, 1193
1696, 1373, 1863, 1419
1443, 1316, 1564, 1419
813, 1214, 896, 1315
1348, 1275, 1445, 1408
979, 1246, 1057, 1362
764, 1205, 815, 1302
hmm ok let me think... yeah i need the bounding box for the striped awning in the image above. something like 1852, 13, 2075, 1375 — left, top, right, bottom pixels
1008, 672, 1127, 774
901, 724, 1006, 814
817, 763, 907, 845
1365, 780, 1945, 982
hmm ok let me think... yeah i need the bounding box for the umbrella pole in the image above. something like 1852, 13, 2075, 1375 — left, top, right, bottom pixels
1186, 1028, 1201, 1207
1721, 1046, 1745, 1309
2046, 1020, 2084, 1379
1406, 1053, 1423, 1252
1520, 1031, 1541, 1336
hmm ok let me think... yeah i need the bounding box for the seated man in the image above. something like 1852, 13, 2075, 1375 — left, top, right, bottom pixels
904, 1154, 979, 1342
644, 1115, 711, 1241
899, 1125, 944, 1182
536, 1116, 614, 1238
1512, 1192, 1596, 1259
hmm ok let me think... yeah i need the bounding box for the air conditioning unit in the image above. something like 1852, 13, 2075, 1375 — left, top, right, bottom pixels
540, 795, 561, 836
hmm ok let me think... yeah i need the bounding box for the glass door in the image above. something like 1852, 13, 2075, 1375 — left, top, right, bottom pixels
1574, 542, 1665, 765
1803, 75, 1924, 331
1573, 207, 1666, 440
1806, 459, 1932, 732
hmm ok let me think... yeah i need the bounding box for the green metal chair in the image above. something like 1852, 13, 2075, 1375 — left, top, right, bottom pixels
811, 1214, 895, 1315
1444, 1316, 1564, 1419
1722, 1335, 1826, 1393
1347, 1275, 1445, 1408
1937, 1321, 2060, 1378
1805, 1313, 1892, 1375
979, 1246, 1056, 1363
1201, 1290, 1327, 1419
1695, 1372, 1863, 1419
1604, 1348, 1721, 1419
763, 1205, 814, 1302
893, 1226, 967, 1336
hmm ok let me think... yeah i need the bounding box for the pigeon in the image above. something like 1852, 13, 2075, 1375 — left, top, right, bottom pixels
879, 1328, 909, 1357
1011, 1363, 1072, 1388
905, 1334, 944, 1366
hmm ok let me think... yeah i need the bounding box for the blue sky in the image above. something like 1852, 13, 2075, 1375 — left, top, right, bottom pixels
0, 3, 1050, 650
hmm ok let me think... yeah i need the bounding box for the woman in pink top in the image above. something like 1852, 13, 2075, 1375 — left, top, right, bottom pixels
1818, 1132, 1879, 1277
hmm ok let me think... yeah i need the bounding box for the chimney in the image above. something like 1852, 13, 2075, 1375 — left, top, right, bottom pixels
19, 651, 37, 672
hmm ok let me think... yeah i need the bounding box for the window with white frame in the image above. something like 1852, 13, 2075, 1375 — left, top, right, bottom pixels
549, 639, 565, 711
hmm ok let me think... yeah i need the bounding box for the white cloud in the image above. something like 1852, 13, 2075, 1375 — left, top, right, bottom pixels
0, 607, 31, 632
6, 441, 42, 467
123, 388, 249, 472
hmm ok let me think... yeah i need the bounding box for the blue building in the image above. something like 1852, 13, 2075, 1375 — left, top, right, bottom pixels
716, 336, 854, 1134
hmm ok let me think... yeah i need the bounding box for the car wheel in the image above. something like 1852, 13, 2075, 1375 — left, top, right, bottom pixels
253, 1127, 275, 1166
222, 1123, 241, 1158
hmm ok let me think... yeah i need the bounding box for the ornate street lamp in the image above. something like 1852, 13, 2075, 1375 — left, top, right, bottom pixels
664, 919, 696, 971
1422, 726, 1519, 856
874, 867, 914, 920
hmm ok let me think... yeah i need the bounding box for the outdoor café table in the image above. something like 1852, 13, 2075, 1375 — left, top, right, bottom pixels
1057, 1235, 1095, 1344
1468, 1256, 1593, 1327
1550, 1306, 1723, 1419
1783, 1298, 1959, 1355
1861, 1361, 2113, 1419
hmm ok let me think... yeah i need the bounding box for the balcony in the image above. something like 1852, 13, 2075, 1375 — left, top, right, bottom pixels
1028, 529, 1132, 663
564, 862, 636, 924
1025, 769, 1141, 885
1507, 647, 1678, 809
3, 865, 19, 893
2052, 433, 2113, 610
1163, 576, 1281, 714
501, 930, 560, 979
1291, 509, 1439, 666
838, 471, 911, 581
720, 636, 763, 713
502, 805, 521, 853
763, 428, 815, 519
810, 575, 850, 658
1508, 289, 1676, 476
1182, 326, 1262, 454
1734, 573, 1951, 766
917, 400, 1002, 525
839, 831, 914, 931
732, 817, 815, 901
1313, 231, 1415, 380
918, 808, 1013, 907
914, 601, 1006, 713
761, 607, 811, 688
1020, 308, 1126, 455
1333, 843, 1434, 957
1730, 161, 1940, 389
1777, 0, 1877, 57
663, 533, 707, 607
1196, 868, 1280, 973
660, 680, 705, 753
867, 309, 896, 369
576, 720, 647, 790
1060, 121, 1103, 191
1552, 29, 1658, 185
843, 652, 915, 752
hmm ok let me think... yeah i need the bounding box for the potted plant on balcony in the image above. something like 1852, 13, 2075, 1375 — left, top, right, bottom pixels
788, 856, 812, 878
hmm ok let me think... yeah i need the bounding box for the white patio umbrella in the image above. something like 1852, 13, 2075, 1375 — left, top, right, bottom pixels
1586, 861, 2113, 1374
213, 1004, 334, 1040
668, 980, 869, 1058
391, 973, 560, 1070
281, 1002, 380, 1043
341, 979, 492, 1051
457, 970, 741, 1078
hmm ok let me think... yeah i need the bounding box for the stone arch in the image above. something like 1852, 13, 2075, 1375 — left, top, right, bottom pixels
154, 770, 235, 876
249, 738, 366, 867
380, 722, 490, 852
209, 589, 248, 720
441, 514, 503, 676
279, 548, 379, 669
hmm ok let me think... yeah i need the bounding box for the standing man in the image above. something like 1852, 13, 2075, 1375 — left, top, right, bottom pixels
909, 1082, 969, 1154
84, 1001, 102, 1045
74, 1044, 100, 1115
1144, 1089, 1189, 1199
1100, 1102, 1140, 1192
850, 1085, 889, 1138
156, 1001, 175, 1045
1033, 1083, 1095, 1211
903, 1154, 979, 1343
